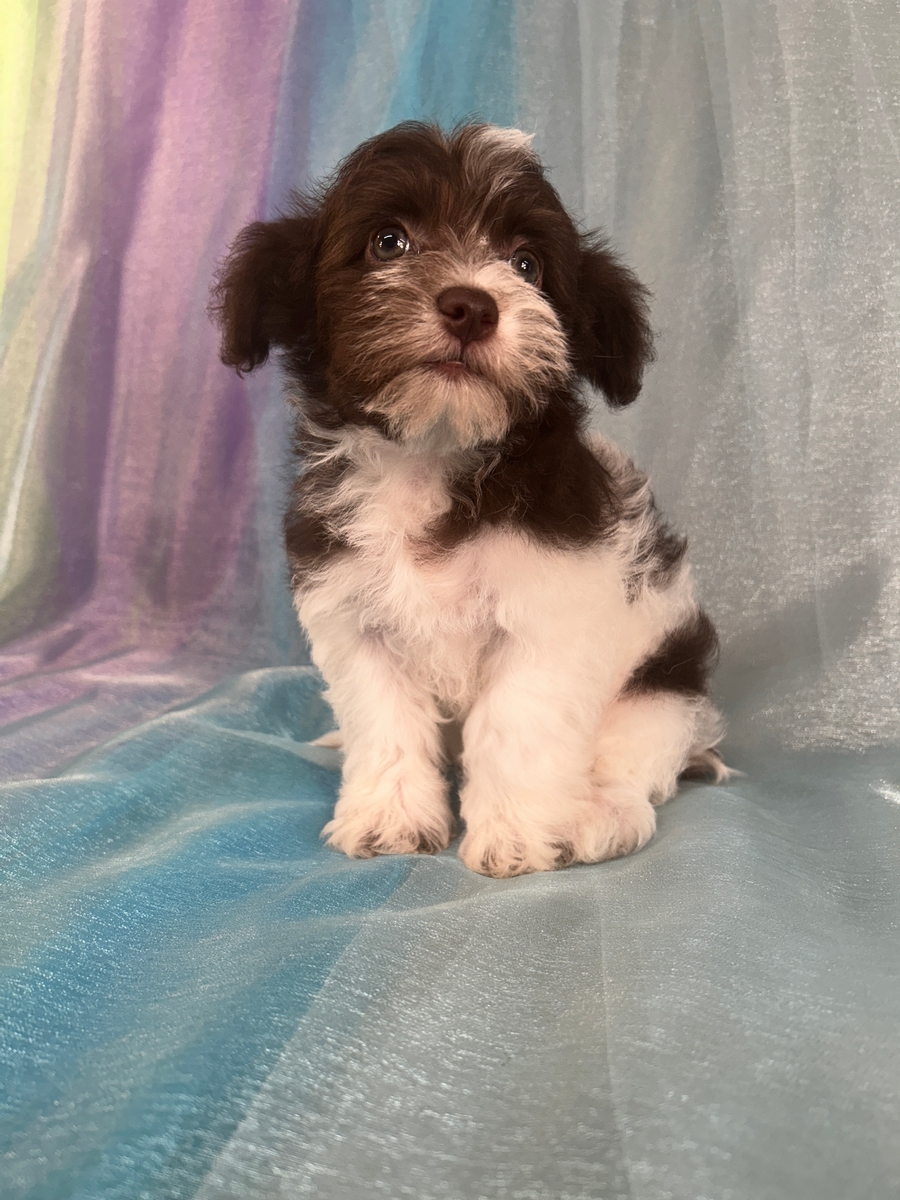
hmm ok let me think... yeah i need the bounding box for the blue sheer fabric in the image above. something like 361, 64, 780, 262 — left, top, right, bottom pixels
4, 671, 898, 1197
2, 1, 899, 1196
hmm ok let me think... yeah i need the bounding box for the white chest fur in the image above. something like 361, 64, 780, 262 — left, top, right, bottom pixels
296, 428, 503, 710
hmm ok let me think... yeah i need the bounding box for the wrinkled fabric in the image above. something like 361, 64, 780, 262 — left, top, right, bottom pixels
3, 671, 899, 1199
1, 2, 899, 1197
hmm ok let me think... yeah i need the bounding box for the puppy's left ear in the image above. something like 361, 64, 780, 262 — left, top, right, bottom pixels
571, 236, 654, 407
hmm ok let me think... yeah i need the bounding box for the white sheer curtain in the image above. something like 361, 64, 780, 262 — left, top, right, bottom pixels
517, 0, 900, 753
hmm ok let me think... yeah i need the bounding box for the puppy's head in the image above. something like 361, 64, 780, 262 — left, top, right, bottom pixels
211, 123, 653, 446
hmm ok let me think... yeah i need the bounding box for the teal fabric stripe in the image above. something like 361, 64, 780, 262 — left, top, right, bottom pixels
386, 0, 517, 128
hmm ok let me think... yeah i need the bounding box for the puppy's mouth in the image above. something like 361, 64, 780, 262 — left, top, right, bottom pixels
425, 357, 480, 381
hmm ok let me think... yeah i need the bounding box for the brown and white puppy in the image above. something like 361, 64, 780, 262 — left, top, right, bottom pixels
211, 122, 727, 878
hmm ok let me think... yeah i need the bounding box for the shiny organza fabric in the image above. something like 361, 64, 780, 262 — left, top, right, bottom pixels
1, 3, 898, 1197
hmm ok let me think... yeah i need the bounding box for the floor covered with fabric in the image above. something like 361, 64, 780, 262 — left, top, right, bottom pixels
4, 667, 899, 1199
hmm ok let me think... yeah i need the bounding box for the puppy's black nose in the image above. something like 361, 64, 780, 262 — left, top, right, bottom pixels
436, 287, 499, 347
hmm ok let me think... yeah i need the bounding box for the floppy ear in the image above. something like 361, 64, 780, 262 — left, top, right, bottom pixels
209, 204, 320, 375
571, 236, 654, 407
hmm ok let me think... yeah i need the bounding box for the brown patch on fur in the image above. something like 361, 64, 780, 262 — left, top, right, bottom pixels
431, 398, 622, 550
624, 610, 719, 698
627, 502, 688, 598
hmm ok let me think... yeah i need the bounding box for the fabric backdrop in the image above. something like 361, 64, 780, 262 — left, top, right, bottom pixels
2, 2, 899, 1197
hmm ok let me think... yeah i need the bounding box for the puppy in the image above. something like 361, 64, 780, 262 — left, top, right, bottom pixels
211, 122, 727, 878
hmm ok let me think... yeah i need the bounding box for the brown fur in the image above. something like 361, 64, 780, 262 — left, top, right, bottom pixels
623, 610, 720, 698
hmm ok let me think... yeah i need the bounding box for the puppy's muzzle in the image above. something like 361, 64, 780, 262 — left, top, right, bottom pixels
436, 287, 499, 348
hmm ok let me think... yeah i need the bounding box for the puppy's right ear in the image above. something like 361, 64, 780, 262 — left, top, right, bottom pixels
209, 206, 320, 375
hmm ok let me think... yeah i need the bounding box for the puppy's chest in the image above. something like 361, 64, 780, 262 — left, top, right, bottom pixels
346, 452, 450, 543
337, 452, 492, 626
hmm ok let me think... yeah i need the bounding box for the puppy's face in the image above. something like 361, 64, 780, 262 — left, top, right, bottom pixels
212, 123, 653, 446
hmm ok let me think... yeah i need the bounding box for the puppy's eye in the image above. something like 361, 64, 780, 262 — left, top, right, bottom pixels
371, 227, 410, 261
509, 249, 541, 285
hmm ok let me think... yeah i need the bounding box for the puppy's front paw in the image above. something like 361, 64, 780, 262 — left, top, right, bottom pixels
323, 776, 453, 859
459, 789, 657, 877
458, 822, 559, 878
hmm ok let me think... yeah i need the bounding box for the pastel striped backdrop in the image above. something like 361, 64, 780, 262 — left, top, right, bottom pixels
0, 1, 526, 773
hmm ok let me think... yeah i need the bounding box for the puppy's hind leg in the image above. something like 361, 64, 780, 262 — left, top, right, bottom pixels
558, 692, 727, 865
